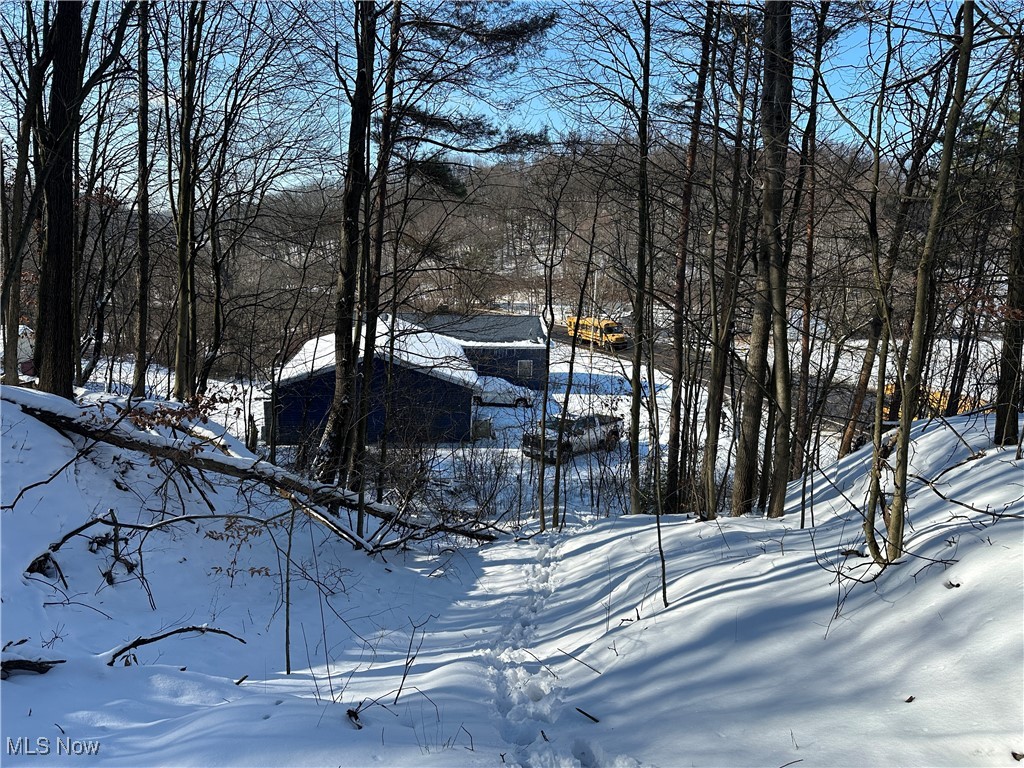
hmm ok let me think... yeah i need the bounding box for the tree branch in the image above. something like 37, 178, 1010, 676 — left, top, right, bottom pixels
1, 389, 496, 545
107, 625, 245, 666
1, 658, 66, 679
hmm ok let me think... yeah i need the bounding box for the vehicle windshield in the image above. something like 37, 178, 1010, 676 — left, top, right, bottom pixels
602, 323, 625, 335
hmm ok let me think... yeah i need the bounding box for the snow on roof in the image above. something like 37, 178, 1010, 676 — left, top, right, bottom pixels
277, 317, 478, 389
277, 333, 337, 383
399, 313, 546, 344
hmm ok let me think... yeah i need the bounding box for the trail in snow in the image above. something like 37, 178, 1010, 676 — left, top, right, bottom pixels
7, 388, 1016, 767
475, 533, 646, 768
485, 538, 562, 764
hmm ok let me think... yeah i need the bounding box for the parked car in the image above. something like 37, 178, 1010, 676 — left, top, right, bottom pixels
473, 376, 535, 408
522, 413, 622, 463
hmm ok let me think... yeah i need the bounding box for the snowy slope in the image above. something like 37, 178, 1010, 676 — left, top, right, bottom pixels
1, 385, 1021, 767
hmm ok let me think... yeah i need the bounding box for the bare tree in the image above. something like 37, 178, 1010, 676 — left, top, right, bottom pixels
628, 0, 653, 517
665, 1, 714, 515
313, 0, 376, 491
790, 1, 830, 481
884, 2, 974, 563
700, 7, 758, 521
731, 0, 794, 518
170, 1, 204, 401
1, 2, 50, 386
35, 3, 136, 395
131, 0, 150, 399
995, 35, 1024, 448
33, 0, 84, 398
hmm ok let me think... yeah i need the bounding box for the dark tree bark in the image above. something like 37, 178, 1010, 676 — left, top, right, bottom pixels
628, 0, 652, 516
353, 0, 402, 524
732, 132, 773, 518
666, 0, 714, 515
35, 1, 84, 399
172, 1, 205, 401
701, 10, 754, 521
763, 1, 794, 520
886, 2, 973, 561
314, 0, 376, 489
791, 1, 829, 481
732, 1, 794, 518
130, 2, 151, 399
1, 658, 66, 678
995, 56, 1024, 447
2, 6, 51, 385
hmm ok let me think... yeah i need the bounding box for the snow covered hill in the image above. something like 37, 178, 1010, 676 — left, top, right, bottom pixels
2, 385, 1021, 767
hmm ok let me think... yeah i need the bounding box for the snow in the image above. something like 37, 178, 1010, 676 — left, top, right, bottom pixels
782, 333, 1003, 403
277, 317, 478, 390
2, 371, 1022, 767
546, 344, 680, 444
277, 333, 337, 384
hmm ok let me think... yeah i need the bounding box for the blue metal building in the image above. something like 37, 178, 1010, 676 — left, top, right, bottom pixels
265, 322, 477, 446
397, 313, 548, 389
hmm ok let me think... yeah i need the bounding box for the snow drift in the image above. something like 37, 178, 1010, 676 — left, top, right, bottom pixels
1, 385, 1021, 767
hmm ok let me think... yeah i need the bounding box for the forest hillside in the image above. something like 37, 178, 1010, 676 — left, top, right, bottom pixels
2, 383, 1021, 767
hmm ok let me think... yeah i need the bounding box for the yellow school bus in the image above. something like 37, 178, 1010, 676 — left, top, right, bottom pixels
566, 316, 629, 349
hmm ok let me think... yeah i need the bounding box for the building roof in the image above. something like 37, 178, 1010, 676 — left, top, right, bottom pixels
397, 313, 546, 345
277, 317, 478, 389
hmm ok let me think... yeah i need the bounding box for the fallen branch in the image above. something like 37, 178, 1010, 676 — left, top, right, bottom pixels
2, 390, 496, 548
108, 625, 245, 666
1, 658, 66, 679
908, 472, 1021, 518
522, 648, 559, 679
370, 518, 503, 553
46, 511, 291, 555
557, 647, 602, 675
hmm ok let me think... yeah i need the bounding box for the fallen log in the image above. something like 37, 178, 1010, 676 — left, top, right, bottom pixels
1, 658, 66, 679
1, 388, 496, 545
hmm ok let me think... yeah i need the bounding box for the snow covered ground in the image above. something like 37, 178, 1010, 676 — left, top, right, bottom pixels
1, 363, 1022, 766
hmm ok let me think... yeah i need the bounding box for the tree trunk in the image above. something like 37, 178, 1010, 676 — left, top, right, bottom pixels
628, 0, 652, 516
315, 1, 376, 488
763, 1, 794, 520
944, 248, 986, 417
35, 1, 83, 399
353, 0, 401, 526
701, 18, 752, 521
130, 3, 150, 399
995, 57, 1024, 447
666, 0, 714, 515
2, 7, 50, 386
731, 257, 771, 516
791, 1, 828, 480
887, 2, 973, 562
732, 2, 793, 518
172, 1, 205, 401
